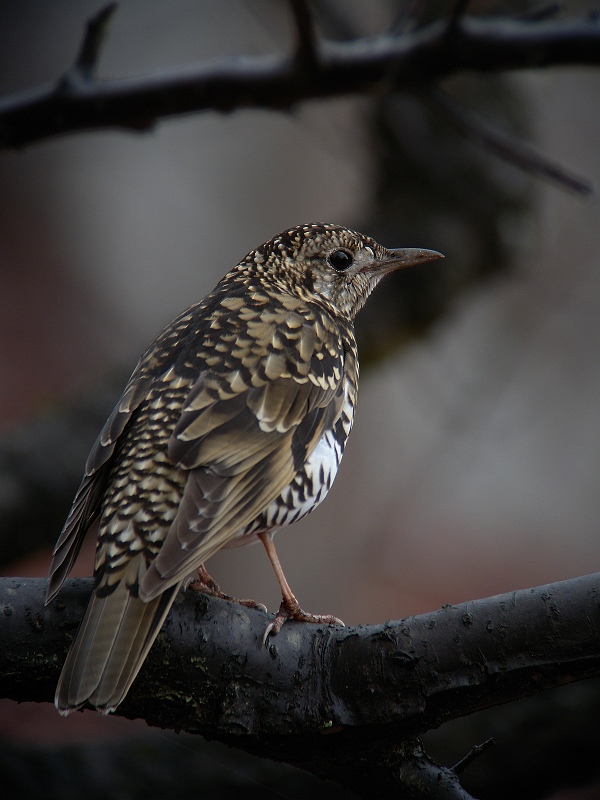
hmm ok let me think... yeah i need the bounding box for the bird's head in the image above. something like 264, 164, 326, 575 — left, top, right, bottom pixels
238, 223, 443, 320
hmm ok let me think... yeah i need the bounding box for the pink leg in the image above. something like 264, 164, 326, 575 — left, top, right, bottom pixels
258, 531, 344, 642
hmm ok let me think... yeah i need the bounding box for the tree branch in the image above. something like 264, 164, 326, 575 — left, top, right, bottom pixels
2, 572, 600, 795
424, 84, 595, 198
289, 0, 319, 74
69, 2, 117, 82
1, 12, 600, 149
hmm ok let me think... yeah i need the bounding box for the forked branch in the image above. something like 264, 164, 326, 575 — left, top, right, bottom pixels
1, 7, 600, 153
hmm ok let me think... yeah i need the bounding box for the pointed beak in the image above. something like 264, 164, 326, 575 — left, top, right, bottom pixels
374, 247, 444, 276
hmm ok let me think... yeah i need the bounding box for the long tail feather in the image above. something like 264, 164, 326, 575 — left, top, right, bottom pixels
55, 557, 181, 714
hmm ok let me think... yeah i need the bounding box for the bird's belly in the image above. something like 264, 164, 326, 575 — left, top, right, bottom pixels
268, 426, 344, 525
223, 423, 347, 549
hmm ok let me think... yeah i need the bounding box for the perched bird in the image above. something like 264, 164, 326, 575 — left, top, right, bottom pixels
46, 223, 442, 714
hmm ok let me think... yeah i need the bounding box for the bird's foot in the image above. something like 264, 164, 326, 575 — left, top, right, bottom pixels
188, 565, 267, 612
262, 597, 344, 645
187, 564, 222, 594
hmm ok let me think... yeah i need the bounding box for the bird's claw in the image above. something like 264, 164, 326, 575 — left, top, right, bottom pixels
262, 598, 344, 646
236, 598, 268, 613
188, 568, 267, 613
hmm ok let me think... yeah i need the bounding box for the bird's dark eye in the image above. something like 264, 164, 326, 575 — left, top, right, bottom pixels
328, 249, 354, 272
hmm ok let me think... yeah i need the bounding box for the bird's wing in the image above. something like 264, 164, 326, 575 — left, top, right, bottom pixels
46, 374, 153, 602
139, 310, 346, 600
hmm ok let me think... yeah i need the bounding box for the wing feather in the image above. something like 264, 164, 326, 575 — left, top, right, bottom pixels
139, 318, 345, 600
46, 375, 153, 604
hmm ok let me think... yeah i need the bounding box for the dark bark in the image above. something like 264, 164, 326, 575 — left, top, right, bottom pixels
2, 573, 600, 796
1, 11, 600, 150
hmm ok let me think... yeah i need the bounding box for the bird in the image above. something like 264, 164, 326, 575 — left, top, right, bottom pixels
46, 222, 443, 715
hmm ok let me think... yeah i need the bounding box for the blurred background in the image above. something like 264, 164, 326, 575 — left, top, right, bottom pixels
1, 1, 600, 798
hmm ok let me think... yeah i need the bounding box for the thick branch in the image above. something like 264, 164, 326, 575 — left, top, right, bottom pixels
2, 572, 600, 794
1, 14, 600, 149
4, 573, 600, 732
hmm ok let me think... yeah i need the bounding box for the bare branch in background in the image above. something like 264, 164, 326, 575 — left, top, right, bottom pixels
70, 2, 117, 81
289, 0, 319, 73
424, 85, 595, 198
1, 6, 600, 159
449, 0, 472, 28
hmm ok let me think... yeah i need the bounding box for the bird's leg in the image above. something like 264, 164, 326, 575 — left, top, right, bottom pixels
188, 563, 222, 594
258, 531, 344, 644
187, 564, 267, 612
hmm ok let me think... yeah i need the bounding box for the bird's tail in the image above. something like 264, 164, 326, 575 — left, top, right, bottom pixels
55, 557, 181, 714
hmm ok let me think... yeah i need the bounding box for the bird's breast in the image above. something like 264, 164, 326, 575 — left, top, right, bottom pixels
227, 375, 355, 544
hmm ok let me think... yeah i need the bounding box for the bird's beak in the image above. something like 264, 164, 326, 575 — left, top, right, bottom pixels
369, 247, 444, 276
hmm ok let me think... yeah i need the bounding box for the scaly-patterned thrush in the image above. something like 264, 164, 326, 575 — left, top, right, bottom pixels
46, 223, 442, 714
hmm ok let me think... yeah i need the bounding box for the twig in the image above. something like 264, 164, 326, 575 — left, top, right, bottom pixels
70, 2, 117, 82
519, 4, 563, 23
425, 84, 595, 199
452, 738, 495, 775
449, 0, 471, 27
288, 0, 319, 72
